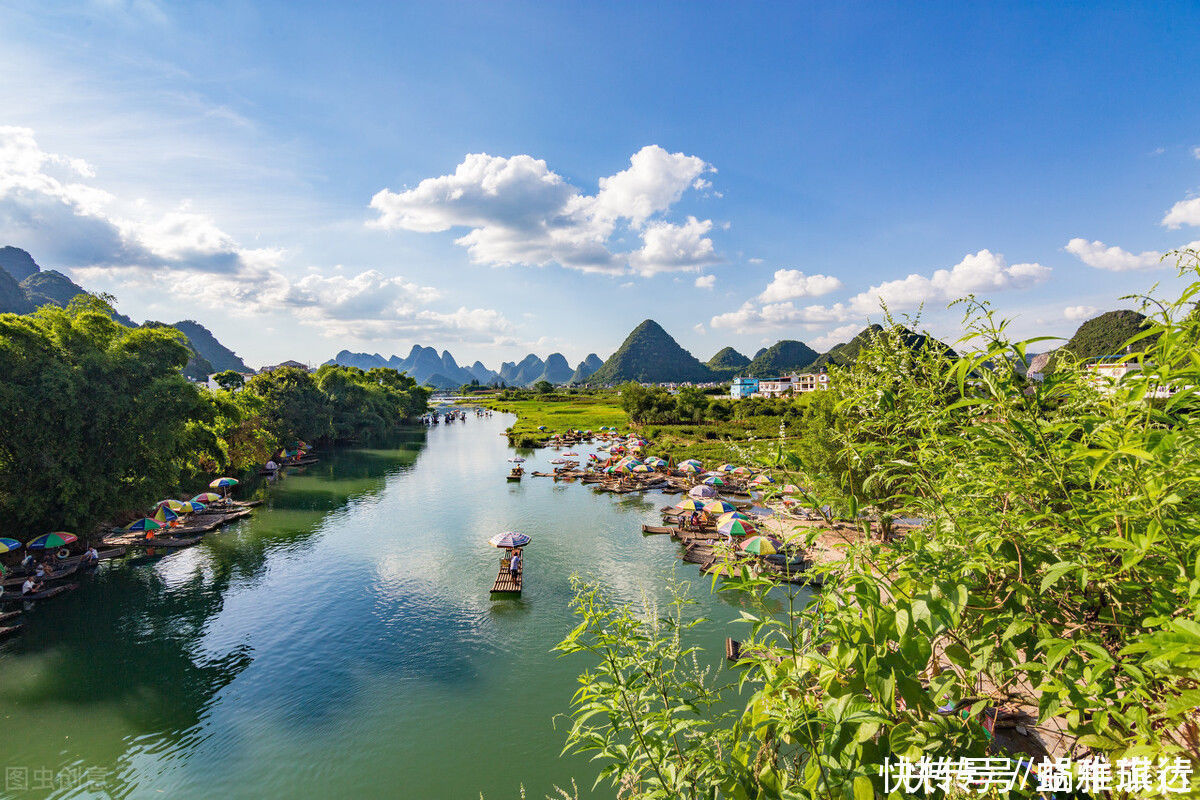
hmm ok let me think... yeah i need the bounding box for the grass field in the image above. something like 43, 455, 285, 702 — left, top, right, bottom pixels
464, 393, 801, 466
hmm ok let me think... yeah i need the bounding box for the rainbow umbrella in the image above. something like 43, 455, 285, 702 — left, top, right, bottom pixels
752, 474, 775, 485
740, 535, 778, 555
191, 492, 222, 503
27, 532, 78, 550
675, 498, 706, 512
680, 463, 701, 473
719, 519, 757, 537
688, 485, 717, 499
781, 484, 803, 494
717, 511, 751, 525
0, 537, 23, 554
153, 506, 179, 523
703, 500, 736, 515
507, 457, 526, 463
631, 464, 651, 472
209, 477, 238, 488
718, 464, 737, 472
679, 459, 702, 469
177, 501, 206, 513
156, 499, 185, 511
703, 475, 726, 486
732, 466, 753, 475
489, 531, 531, 548
124, 518, 163, 532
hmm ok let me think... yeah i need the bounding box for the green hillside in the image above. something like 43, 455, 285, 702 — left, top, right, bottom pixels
744, 340, 819, 377
807, 325, 954, 371
706, 346, 751, 372
586, 319, 713, 384
1061, 310, 1154, 360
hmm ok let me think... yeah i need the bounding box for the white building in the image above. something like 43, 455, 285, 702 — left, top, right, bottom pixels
752, 371, 830, 398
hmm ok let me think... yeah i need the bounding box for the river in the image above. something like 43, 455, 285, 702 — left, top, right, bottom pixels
0, 413, 771, 799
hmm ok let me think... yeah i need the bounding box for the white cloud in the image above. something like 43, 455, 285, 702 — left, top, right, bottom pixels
810, 323, 861, 351
1064, 305, 1099, 321
694, 274, 716, 289
1064, 238, 1165, 271
1193, 146, 1200, 160
1163, 197, 1200, 229
369, 145, 719, 277
747, 257, 763, 264
848, 249, 1050, 315
757, 268, 843, 302
710, 300, 850, 331
693, 323, 706, 335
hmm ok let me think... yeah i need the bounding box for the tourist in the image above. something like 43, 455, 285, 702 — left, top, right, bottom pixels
21, 575, 40, 596
81, 545, 99, 566
35, 560, 55, 579
20, 552, 35, 572
509, 548, 522, 577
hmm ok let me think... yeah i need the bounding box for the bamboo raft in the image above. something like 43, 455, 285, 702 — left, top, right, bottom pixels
2, 561, 81, 590
0, 624, 21, 639
0, 583, 78, 604
7, 546, 125, 578
105, 534, 205, 549
0, 611, 21, 625
641, 524, 678, 535
491, 552, 523, 594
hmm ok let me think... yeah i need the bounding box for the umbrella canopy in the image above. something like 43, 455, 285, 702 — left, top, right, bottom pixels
153, 506, 179, 523
675, 498, 706, 512
718, 519, 757, 537
209, 477, 239, 488
740, 535, 778, 555
679, 458, 702, 469
177, 501, 206, 514
644, 456, 668, 467
563, 452, 578, 457
27, 532, 78, 550
688, 485, 717, 499
0, 537, 23, 554
703, 500, 736, 515
631, 464, 651, 472
732, 466, 753, 475
489, 531, 531, 548
718, 463, 737, 472
124, 518, 164, 532
702, 475, 726, 486
191, 492, 222, 503
627, 437, 648, 447
752, 474, 775, 485
781, 484, 803, 494
156, 499, 185, 511
680, 463, 701, 473
717, 510, 751, 524
507, 456, 526, 463
537, 425, 547, 431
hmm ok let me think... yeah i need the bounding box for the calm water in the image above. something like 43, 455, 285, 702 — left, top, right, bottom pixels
0, 414, 768, 799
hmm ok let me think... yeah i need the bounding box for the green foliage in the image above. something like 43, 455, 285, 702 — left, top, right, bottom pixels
707, 346, 751, 371
535, 379, 554, 394
560, 252, 1200, 798
744, 339, 819, 377
213, 370, 246, 391
1045, 309, 1158, 373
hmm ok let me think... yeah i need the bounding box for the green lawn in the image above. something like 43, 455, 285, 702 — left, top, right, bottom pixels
466, 395, 630, 445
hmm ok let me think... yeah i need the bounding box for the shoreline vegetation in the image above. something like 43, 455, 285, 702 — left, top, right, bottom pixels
0, 295, 431, 539
484, 254, 1200, 798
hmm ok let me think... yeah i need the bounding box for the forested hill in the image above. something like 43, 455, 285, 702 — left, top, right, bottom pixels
1061, 310, 1154, 359
744, 340, 819, 377
706, 346, 750, 372
586, 319, 714, 384
806, 325, 955, 371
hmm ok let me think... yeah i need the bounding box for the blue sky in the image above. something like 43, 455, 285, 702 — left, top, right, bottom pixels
2, 0, 1199, 370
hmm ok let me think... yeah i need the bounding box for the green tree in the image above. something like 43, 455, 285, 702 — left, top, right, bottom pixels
212, 369, 245, 391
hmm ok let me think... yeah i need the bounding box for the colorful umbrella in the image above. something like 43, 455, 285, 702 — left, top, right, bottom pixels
191, 492, 222, 503
550, 458, 568, 464
679, 459, 702, 469
489, 531, 531, 548
740, 535, 778, 555
675, 498, 706, 512
563, 452, 578, 457
718, 463, 737, 472
507, 456, 526, 463
153, 506, 179, 523
680, 463, 701, 473
0, 537, 23, 554
177, 501, 206, 513
781, 484, 803, 494
688, 485, 717, 499
631, 464, 651, 472
537, 425, 547, 431
124, 518, 163, 532
27, 532, 78, 550
703, 475, 726, 486
718, 519, 757, 537
209, 477, 239, 488
156, 499, 185, 511
732, 466, 753, 475
645, 457, 668, 467
717, 511, 751, 525
703, 500, 736, 515
752, 474, 775, 485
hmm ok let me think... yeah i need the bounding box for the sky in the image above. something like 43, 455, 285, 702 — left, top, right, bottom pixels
2, 0, 1199, 370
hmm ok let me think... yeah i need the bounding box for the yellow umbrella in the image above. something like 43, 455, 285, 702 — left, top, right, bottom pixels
156, 499, 185, 511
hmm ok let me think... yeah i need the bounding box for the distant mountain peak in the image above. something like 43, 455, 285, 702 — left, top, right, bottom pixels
586, 319, 712, 385
0, 246, 40, 282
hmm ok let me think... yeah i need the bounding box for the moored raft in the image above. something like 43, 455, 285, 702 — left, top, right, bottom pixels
0, 583, 78, 604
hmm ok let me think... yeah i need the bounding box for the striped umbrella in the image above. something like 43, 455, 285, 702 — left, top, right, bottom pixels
631, 464, 651, 472
680, 463, 701, 473
781, 484, 803, 494
718, 519, 757, 537
740, 535, 778, 555
124, 518, 163, 532
177, 501, 206, 514
645, 456, 668, 467
0, 537, 21, 554
717, 511, 751, 525
675, 498, 706, 512
732, 466, 753, 475
157, 499, 185, 511
718, 464, 737, 472
153, 506, 179, 523
27, 532, 78, 550
751, 474, 775, 485
702, 475, 726, 486
489, 531, 531, 548
703, 500, 736, 515
209, 477, 239, 488
688, 485, 717, 499
191, 492, 222, 503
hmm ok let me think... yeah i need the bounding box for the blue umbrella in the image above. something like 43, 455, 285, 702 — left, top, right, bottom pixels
0, 537, 21, 554
488, 531, 531, 548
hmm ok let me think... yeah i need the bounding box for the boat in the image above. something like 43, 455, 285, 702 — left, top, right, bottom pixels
491, 550, 523, 594
117, 535, 205, 549
507, 467, 523, 481
641, 524, 678, 535
8, 546, 124, 577
0, 611, 20, 625
2, 561, 81, 590
0, 583, 78, 604
0, 624, 21, 639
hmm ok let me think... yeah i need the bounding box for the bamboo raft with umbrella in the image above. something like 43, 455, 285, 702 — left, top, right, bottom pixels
0, 583, 78, 604
488, 531, 529, 595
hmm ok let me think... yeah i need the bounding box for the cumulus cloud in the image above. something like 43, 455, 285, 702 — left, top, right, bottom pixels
848, 249, 1050, 315
1064, 238, 1165, 271
1064, 305, 1099, 321
810, 323, 862, 351
2, 126, 513, 345
757, 268, 843, 302
710, 300, 850, 331
369, 145, 719, 277
694, 274, 715, 289
1163, 197, 1200, 229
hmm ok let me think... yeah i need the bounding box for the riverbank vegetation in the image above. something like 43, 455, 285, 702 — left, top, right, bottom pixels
558, 253, 1200, 798
0, 298, 430, 536
468, 392, 630, 447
